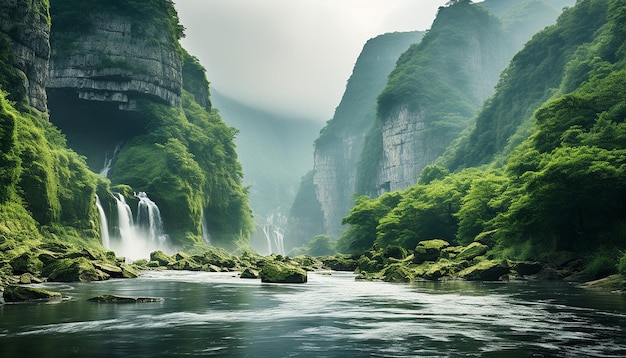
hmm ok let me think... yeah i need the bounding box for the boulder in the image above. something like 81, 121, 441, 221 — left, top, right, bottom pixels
93, 262, 124, 278
9, 252, 43, 275
44, 258, 110, 282
413, 239, 450, 264
260, 262, 307, 283
322, 256, 358, 271
240, 267, 259, 279
150, 251, 174, 266
459, 260, 510, 281
3, 285, 62, 302
381, 264, 414, 283
88, 294, 164, 303
382, 246, 409, 260
168, 258, 203, 271
19, 273, 44, 284
456, 242, 489, 261
512, 261, 544, 276
120, 263, 140, 278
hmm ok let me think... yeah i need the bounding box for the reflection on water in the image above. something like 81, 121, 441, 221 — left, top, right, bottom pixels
1, 271, 625, 357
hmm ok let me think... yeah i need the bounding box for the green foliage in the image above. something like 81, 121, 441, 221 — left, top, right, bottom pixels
50, 0, 185, 55
292, 235, 336, 257
417, 165, 450, 185
286, 171, 325, 249
619, 252, 626, 275
110, 93, 252, 248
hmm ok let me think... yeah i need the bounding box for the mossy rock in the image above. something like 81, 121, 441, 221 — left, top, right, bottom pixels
474, 230, 497, 247
322, 256, 358, 271
88, 294, 164, 303
381, 264, 414, 282
9, 252, 43, 275
93, 262, 124, 278
413, 239, 450, 264
259, 261, 307, 283
357, 255, 383, 273
456, 242, 489, 261
150, 251, 174, 266
39, 241, 73, 253
240, 267, 259, 279
458, 259, 510, 281
120, 263, 140, 278
192, 248, 238, 269
168, 258, 203, 271
512, 261, 544, 276
382, 246, 409, 260
19, 273, 44, 284
38, 250, 62, 265
3, 285, 62, 302
45, 258, 110, 282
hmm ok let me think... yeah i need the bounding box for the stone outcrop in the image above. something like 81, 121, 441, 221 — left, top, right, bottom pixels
48, 14, 182, 110
0, 0, 50, 113
311, 32, 423, 237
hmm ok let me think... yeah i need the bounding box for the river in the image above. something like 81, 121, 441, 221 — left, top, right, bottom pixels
1, 271, 625, 357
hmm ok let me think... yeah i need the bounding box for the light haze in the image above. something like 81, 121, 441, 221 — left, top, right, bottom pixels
175, 0, 449, 121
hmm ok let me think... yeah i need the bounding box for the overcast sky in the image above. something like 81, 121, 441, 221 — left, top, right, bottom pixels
175, 1, 450, 121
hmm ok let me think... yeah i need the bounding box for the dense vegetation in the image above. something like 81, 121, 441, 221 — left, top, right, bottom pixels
339, 0, 626, 279
110, 92, 253, 248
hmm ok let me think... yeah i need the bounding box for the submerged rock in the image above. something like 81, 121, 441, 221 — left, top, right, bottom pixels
3, 285, 62, 303
88, 294, 164, 303
260, 262, 307, 283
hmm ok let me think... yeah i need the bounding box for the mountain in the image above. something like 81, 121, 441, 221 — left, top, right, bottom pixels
289, 31, 424, 241
0, 0, 254, 292
210, 90, 322, 254
302, 0, 572, 241
337, 0, 626, 280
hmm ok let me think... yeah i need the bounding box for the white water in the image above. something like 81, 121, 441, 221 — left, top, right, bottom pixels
201, 211, 211, 244
94, 194, 110, 248
96, 192, 174, 260
98, 144, 120, 178
260, 212, 286, 255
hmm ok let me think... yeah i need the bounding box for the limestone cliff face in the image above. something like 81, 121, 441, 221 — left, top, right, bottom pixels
0, 0, 50, 113
311, 32, 423, 237
48, 14, 182, 111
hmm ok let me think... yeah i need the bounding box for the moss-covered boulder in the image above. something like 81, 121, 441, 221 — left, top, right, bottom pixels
93, 262, 124, 278
88, 294, 164, 303
240, 267, 259, 279
381, 264, 414, 282
456, 242, 489, 261
459, 259, 510, 281
3, 285, 62, 302
322, 256, 358, 271
192, 248, 238, 269
168, 257, 203, 271
413, 239, 450, 264
382, 246, 409, 260
259, 261, 307, 283
120, 263, 140, 278
9, 252, 43, 275
357, 255, 383, 273
512, 261, 544, 276
150, 251, 174, 266
44, 258, 110, 282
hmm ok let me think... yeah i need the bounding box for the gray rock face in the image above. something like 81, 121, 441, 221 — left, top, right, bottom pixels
0, 0, 50, 113
311, 32, 423, 237
48, 14, 182, 110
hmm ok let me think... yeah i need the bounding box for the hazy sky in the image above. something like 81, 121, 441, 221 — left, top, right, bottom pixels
175, 1, 450, 121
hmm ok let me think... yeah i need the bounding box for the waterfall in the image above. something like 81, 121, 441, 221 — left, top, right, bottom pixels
99, 144, 120, 178
94, 191, 173, 261
135, 192, 166, 244
260, 212, 286, 255
113, 193, 134, 242
95, 195, 110, 249
201, 211, 211, 244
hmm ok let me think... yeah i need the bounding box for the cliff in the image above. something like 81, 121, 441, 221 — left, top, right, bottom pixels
309, 31, 424, 238
0, 0, 50, 113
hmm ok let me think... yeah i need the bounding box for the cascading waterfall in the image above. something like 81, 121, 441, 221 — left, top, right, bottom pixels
95, 194, 110, 249
94, 191, 173, 261
99, 144, 120, 178
260, 212, 286, 255
201, 211, 211, 244
135, 192, 166, 244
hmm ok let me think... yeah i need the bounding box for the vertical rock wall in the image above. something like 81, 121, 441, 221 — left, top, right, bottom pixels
0, 0, 50, 113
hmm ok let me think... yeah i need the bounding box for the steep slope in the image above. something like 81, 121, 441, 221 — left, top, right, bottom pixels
359, 0, 571, 198
338, 0, 626, 280
46, 0, 252, 250
305, 31, 424, 238
443, 0, 607, 169
211, 90, 322, 253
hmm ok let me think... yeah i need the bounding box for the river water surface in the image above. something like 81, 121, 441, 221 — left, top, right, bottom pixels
1, 271, 625, 357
